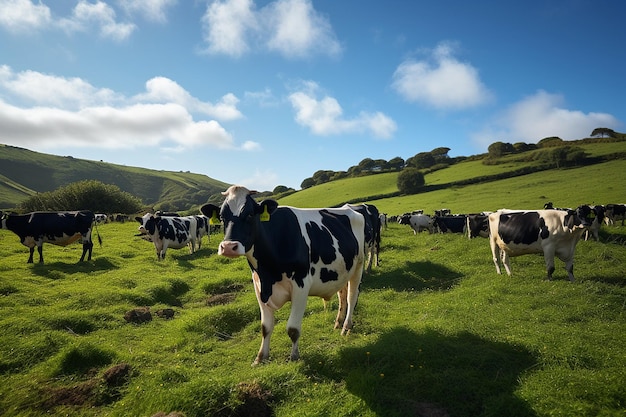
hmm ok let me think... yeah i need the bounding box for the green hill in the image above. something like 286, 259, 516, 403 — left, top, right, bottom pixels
279, 140, 626, 214
0, 144, 230, 211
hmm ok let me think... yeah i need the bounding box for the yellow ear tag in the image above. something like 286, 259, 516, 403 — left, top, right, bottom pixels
260, 205, 270, 222
210, 211, 220, 225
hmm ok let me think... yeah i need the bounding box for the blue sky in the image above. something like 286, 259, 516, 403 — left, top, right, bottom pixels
1, 0, 624, 191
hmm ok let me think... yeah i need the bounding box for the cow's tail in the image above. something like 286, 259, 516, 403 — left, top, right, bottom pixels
93, 220, 103, 246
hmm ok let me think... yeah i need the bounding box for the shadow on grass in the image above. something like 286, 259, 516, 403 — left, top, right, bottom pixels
31, 257, 118, 278
172, 247, 215, 269
306, 327, 537, 417
362, 260, 463, 292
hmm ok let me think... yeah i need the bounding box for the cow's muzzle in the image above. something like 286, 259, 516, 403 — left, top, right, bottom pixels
218, 241, 245, 258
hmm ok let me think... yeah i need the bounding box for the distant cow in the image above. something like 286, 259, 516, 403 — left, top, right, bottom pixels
201, 185, 365, 365
605, 203, 626, 226
0, 210, 98, 263
433, 215, 466, 234
344, 203, 381, 272
399, 213, 434, 234
466, 213, 491, 239
582, 205, 605, 241
194, 214, 210, 250
95, 213, 108, 223
135, 213, 198, 260
488, 207, 594, 281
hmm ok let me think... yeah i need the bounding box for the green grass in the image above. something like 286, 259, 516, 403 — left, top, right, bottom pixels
1, 215, 625, 416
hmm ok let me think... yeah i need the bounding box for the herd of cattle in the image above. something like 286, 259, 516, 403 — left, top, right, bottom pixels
0, 188, 624, 364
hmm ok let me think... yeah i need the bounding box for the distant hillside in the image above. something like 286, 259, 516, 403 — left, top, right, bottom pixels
279, 140, 626, 214
0, 145, 230, 211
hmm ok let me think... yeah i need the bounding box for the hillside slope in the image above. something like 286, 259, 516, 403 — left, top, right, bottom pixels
0, 145, 230, 210
279, 141, 626, 214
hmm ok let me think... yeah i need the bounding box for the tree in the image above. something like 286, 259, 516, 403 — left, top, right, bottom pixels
488, 141, 514, 158
537, 137, 563, 148
273, 185, 290, 194
300, 177, 315, 189
388, 156, 405, 171
397, 168, 425, 194
406, 152, 435, 169
591, 127, 616, 138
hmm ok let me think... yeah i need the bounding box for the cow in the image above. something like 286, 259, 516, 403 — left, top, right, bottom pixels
194, 214, 210, 250
488, 206, 595, 282
0, 210, 98, 263
135, 213, 198, 260
433, 215, 466, 234
200, 185, 365, 365
398, 213, 434, 234
466, 213, 491, 239
605, 203, 626, 226
95, 213, 108, 223
581, 205, 605, 241
344, 203, 381, 272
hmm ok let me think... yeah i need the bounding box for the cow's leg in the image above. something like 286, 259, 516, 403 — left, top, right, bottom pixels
365, 247, 373, 273
334, 285, 348, 330
37, 245, 44, 263
286, 291, 308, 361
80, 238, 93, 261
27, 247, 35, 263
490, 239, 502, 274
252, 272, 275, 365
341, 271, 362, 335
544, 253, 556, 281
501, 251, 512, 276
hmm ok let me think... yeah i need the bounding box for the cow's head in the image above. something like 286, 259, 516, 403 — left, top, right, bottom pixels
566, 205, 597, 230
135, 213, 157, 236
200, 185, 278, 258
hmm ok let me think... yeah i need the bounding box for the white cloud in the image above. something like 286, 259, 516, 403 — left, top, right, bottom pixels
472, 90, 620, 147
237, 168, 280, 191
59, 0, 135, 41
262, 0, 341, 59
201, 0, 341, 59
0, 0, 52, 33
135, 77, 243, 121
202, 0, 257, 57
0, 66, 250, 152
0, 0, 135, 41
392, 42, 492, 110
288, 81, 396, 139
119, 0, 178, 23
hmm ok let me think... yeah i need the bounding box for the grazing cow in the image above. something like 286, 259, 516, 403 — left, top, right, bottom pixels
466, 213, 491, 239
605, 203, 626, 226
488, 207, 595, 281
194, 214, 210, 250
399, 213, 434, 234
200, 185, 365, 365
95, 213, 108, 223
135, 213, 198, 260
344, 203, 381, 272
581, 205, 605, 241
379, 213, 388, 230
0, 210, 98, 263
433, 215, 466, 234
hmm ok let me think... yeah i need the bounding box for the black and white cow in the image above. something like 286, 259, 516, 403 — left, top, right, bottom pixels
135, 213, 198, 260
433, 215, 466, 234
0, 210, 97, 263
398, 213, 434, 234
488, 207, 595, 282
605, 203, 626, 226
200, 185, 365, 365
95, 213, 108, 223
344, 203, 381, 272
581, 205, 605, 241
194, 214, 210, 250
466, 213, 491, 239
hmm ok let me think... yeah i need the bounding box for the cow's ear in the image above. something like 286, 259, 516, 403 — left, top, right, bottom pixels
200, 204, 220, 224
135, 216, 143, 223
258, 200, 278, 221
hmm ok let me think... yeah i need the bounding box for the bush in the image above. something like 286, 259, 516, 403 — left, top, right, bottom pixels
397, 168, 425, 194
19, 180, 144, 213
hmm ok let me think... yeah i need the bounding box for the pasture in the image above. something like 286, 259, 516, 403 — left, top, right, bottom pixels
1, 214, 625, 416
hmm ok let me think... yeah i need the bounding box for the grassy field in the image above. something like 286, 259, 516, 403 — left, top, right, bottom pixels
0, 214, 625, 416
